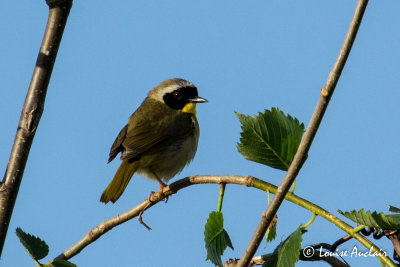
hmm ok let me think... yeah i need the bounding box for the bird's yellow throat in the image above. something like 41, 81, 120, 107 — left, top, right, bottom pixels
182, 102, 197, 116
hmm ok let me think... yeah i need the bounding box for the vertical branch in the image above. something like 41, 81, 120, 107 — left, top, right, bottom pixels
237, 1, 369, 266
0, 0, 72, 256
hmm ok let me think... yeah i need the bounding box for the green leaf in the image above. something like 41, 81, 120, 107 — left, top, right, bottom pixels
387, 204, 400, 213
49, 260, 77, 267
263, 226, 304, 267
236, 108, 305, 171
265, 215, 278, 246
15, 227, 49, 261
204, 211, 234, 267
266, 226, 277, 244
338, 209, 400, 229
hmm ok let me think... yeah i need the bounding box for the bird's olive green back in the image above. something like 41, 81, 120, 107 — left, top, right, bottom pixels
108, 98, 196, 163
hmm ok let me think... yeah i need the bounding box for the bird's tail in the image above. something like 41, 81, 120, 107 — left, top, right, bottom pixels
100, 160, 139, 203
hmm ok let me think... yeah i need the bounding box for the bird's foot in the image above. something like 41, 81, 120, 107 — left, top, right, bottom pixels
158, 182, 169, 203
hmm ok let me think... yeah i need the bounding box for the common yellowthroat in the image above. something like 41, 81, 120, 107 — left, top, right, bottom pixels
100, 78, 207, 203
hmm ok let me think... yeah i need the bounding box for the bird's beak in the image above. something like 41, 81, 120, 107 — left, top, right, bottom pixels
188, 96, 208, 103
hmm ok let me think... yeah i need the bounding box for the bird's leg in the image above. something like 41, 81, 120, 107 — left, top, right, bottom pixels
158, 182, 167, 191
150, 169, 168, 202
150, 169, 167, 191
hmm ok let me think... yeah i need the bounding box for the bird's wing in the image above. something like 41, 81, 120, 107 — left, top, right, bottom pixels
120, 99, 195, 161
108, 124, 128, 163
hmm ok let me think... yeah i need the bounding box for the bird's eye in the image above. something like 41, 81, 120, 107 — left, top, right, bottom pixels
173, 92, 182, 100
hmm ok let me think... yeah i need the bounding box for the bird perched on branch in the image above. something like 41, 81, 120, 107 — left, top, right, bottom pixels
100, 78, 207, 203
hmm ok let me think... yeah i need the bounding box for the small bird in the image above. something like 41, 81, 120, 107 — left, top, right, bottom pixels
100, 78, 207, 203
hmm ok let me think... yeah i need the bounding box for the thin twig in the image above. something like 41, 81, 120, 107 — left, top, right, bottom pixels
53, 175, 395, 266
299, 249, 351, 267
385, 230, 400, 261
331, 234, 353, 252
0, 0, 72, 256
236, 1, 369, 266
138, 201, 152, 231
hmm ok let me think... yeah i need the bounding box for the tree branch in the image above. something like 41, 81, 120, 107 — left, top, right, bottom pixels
0, 0, 72, 256
224, 249, 350, 267
236, 1, 369, 266
53, 175, 395, 266
298, 249, 350, 267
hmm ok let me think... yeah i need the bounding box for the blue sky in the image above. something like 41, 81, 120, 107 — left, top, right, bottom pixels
1, 1, 400, 266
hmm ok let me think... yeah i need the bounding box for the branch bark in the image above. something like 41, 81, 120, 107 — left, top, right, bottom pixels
236, 1, 369, 266
53, 175, 395, 266
224, 249, 350, 267
0, 0, 72, 256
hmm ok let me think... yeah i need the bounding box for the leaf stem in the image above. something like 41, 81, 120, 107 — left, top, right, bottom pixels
290, 180, 296, 193
301, 212, 316, 229
217, 183, 226, 212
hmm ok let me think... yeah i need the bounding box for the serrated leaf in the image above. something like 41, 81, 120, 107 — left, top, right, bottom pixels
276, 227, 303, 267
387, 214, 400, 223
338, 209, 400, 229
204, 211, 234, 267
265, 215, 278, 245
266, 226, 277, 244
16, 227, 49, 261
236, 108, 304, 171
263, 226, 304, 267
50, 260, 77, 267
387, 205, 400, 213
